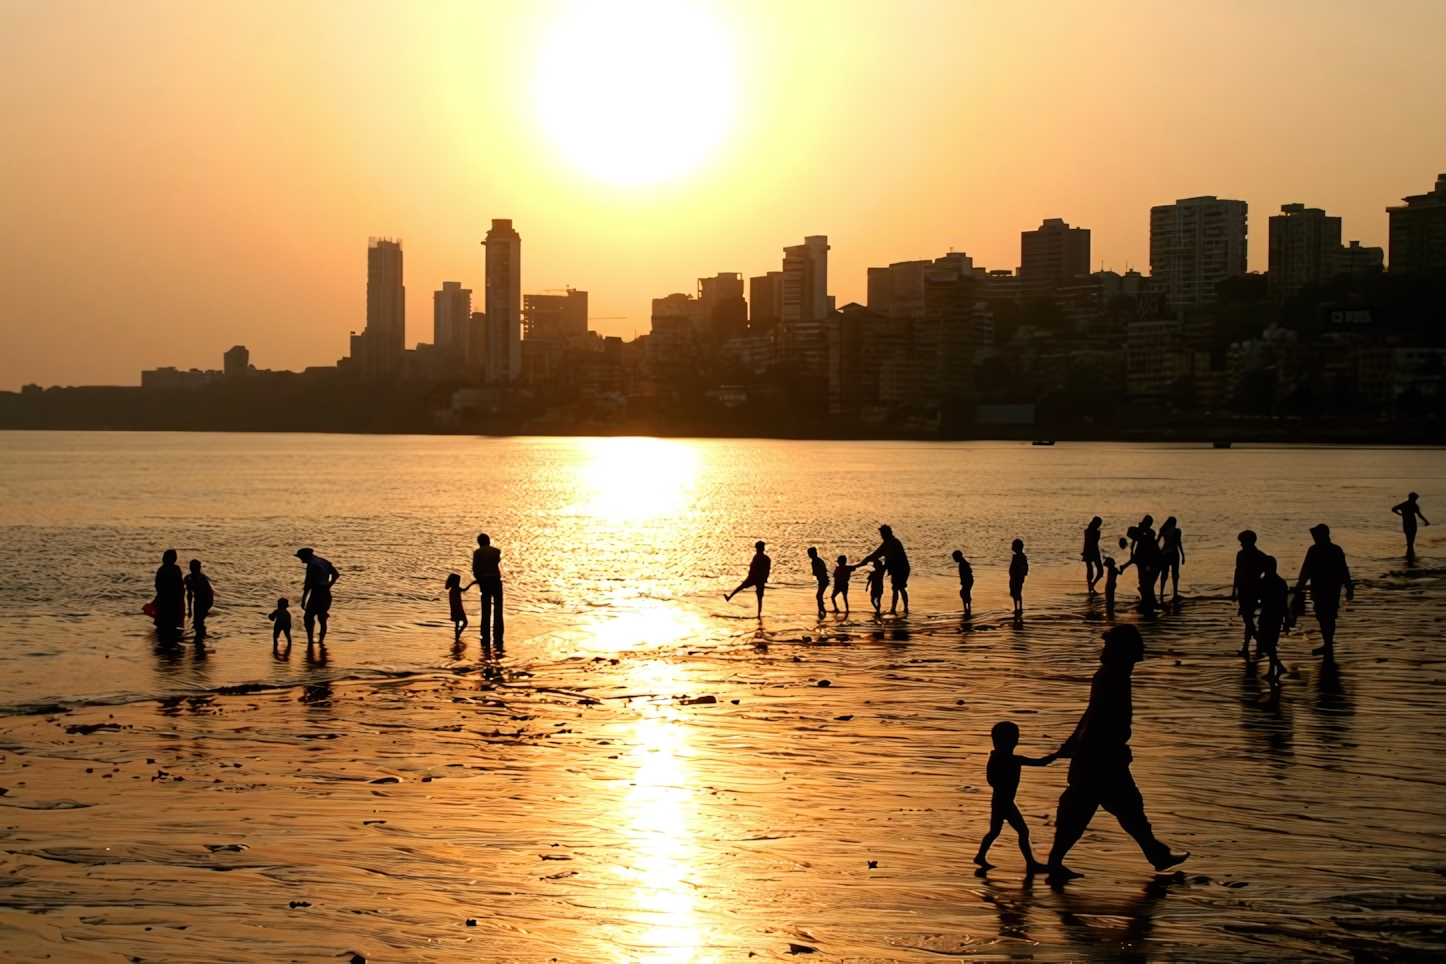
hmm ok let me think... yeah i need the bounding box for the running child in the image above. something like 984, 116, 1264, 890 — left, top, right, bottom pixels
952, 549, 974, 617
445, 573, 475, 642
974, 720, 1055, 872
1008, 539, 1029, 615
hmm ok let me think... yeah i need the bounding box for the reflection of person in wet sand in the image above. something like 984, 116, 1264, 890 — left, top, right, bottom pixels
724, 541, 771, 617
1231, 530, 1267, 659
1082, 517, 1103, 592
1392, 493, 1429, 560
831, 555, 859, 614
296, 548, 339, 646
974, 720, 1054, 873
1294, 523, 1353, 661
807, 547, 829, 618
861, 525, 910, 615
952, 550, 974, 617
1046, 624, 1188, 883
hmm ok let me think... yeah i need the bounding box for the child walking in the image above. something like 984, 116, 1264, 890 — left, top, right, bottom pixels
807, 547, 829, 619
1102, 555, 1120, 614
445, 573, 475, 642
1008, 539, 1029, 615
831, 555, 859, 614
865, 558, 886, 616
975, 720, 1055, 872
268, 597, 292, 650
184, 559, 215, 637
952, 550, 974, 617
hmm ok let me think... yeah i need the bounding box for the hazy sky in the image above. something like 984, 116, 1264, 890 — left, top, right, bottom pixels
3, 0, 1444, 389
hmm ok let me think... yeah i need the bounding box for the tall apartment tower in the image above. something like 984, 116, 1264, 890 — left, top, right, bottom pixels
1267, 204, 1342, 300
433, 281, 472, 358
483, 219, 522, 383
1149, 197, 1248, 310
1388, 173, 1446, 274
364, 238, 405, 376
1019, 218, 1090, 298
523, 288, 588, 342
781, 236, 830, 371
749, 271, 784, 329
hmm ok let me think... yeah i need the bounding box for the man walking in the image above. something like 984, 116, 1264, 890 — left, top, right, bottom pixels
1295, 523, 1353, 661
1045, 624, 1187, 884
295, 548, 339, 646
861, 525, 910, 615
472, 533, 504, 646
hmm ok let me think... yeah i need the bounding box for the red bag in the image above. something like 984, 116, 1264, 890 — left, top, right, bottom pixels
142, 602, 158, 618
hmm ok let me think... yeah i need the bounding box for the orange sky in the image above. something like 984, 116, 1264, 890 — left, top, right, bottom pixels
2, 0, 1444, 389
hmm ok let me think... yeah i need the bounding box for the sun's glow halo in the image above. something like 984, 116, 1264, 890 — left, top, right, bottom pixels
535, 1, 737, 186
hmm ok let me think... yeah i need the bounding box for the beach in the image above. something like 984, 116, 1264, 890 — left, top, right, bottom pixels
0, 434, 1443, 961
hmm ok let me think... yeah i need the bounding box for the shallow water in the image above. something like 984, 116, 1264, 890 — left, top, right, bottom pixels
0, 432, 1443, 961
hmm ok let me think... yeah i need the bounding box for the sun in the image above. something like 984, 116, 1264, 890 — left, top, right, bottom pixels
535, 1, 737, 186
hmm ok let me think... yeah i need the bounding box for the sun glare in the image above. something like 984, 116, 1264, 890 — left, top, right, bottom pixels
535, 1, 737, 186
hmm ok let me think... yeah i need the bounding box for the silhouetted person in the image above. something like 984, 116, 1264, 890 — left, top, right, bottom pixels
1082, 517, 1103, 592
1008, 539, 1029, 615
1255, 556, 1292, 684
296, 547, 339, 646
862, 525, 910, 615
1392, 492, 1430, 559
1045, 624, 1188, 883
1157, 517, 1184, 599
1119, 528, 1156, 616
831, 555, 859, 614
471, 534, 504, 645
725, 541, 771, 617
807, 547, 829, 618
268, 597, 292, 651
153, 549, 184, 636
1295, 523, 1353, 661
865, 559, 886, 615
974, 720, 1055, 873
1102, 556, 1120, 615
446, 572, 475, 643
952, 550, 974, 617
183, 559, 214, 637
1231, 530, 1267, 658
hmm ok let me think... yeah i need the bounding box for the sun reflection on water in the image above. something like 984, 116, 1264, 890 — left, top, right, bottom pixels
616, 660, 713, 963
575, 437, 701, 524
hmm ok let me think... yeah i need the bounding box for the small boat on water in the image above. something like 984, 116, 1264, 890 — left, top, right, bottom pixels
1213, 441, 1233, 449
1032, 440, 1056, 446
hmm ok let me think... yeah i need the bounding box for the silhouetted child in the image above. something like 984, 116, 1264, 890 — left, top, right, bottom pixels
725, 541, 772, 618
445, 573, 475, 642
1008, 539, 1028, 614
1256, 555, 1292, 683
1103, 556, 1120, 614
974, 720, 1055, 872
268, 597, 292, 649
866, 559, 886, 615
831, 555, 859, 614
807, 547, 829, 618
184, 559, 214, 637
952, 550, 974, 617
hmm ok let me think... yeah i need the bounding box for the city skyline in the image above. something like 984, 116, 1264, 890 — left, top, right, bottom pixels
3, 1, 1446, 389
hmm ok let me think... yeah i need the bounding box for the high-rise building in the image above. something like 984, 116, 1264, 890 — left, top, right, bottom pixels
483, 219, 522, 382
1267, 204, 1342, 300
749, 271, 783, 330
223, 345, 249, 377
467, 311, 488, 370
523, 288, 589, 342
780, 235, 830, 371
1387, 173, 1446, 274
433, 281, 472, 358
362, 238, 405, 376
697, 273, 747, 339
1149, 196, 1248, 309
1019, 218, 1090, 298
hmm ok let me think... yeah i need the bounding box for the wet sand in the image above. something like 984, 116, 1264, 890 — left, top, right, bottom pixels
2, 570, 1444, 962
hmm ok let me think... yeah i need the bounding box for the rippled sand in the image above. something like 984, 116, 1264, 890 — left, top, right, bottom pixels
2, 568, 1443, 962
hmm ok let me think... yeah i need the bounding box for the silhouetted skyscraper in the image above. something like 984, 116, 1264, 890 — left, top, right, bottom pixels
749, 271, 783, 330
363, 238, 405, 376
1388, 173, 1446, 274
433, 281, 472, 359
698, 272, 747, 339
1149, 197, 1247, 309
781, 236, 830, 371
523, 288, 588, 342
1268, 204, 1341, 300
223, 345, 249, 377
484, 219, 522, 382
1019, 218, 1090, 298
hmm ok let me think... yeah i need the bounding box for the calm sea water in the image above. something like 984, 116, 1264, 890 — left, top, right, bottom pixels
0, 431, 1439, 711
